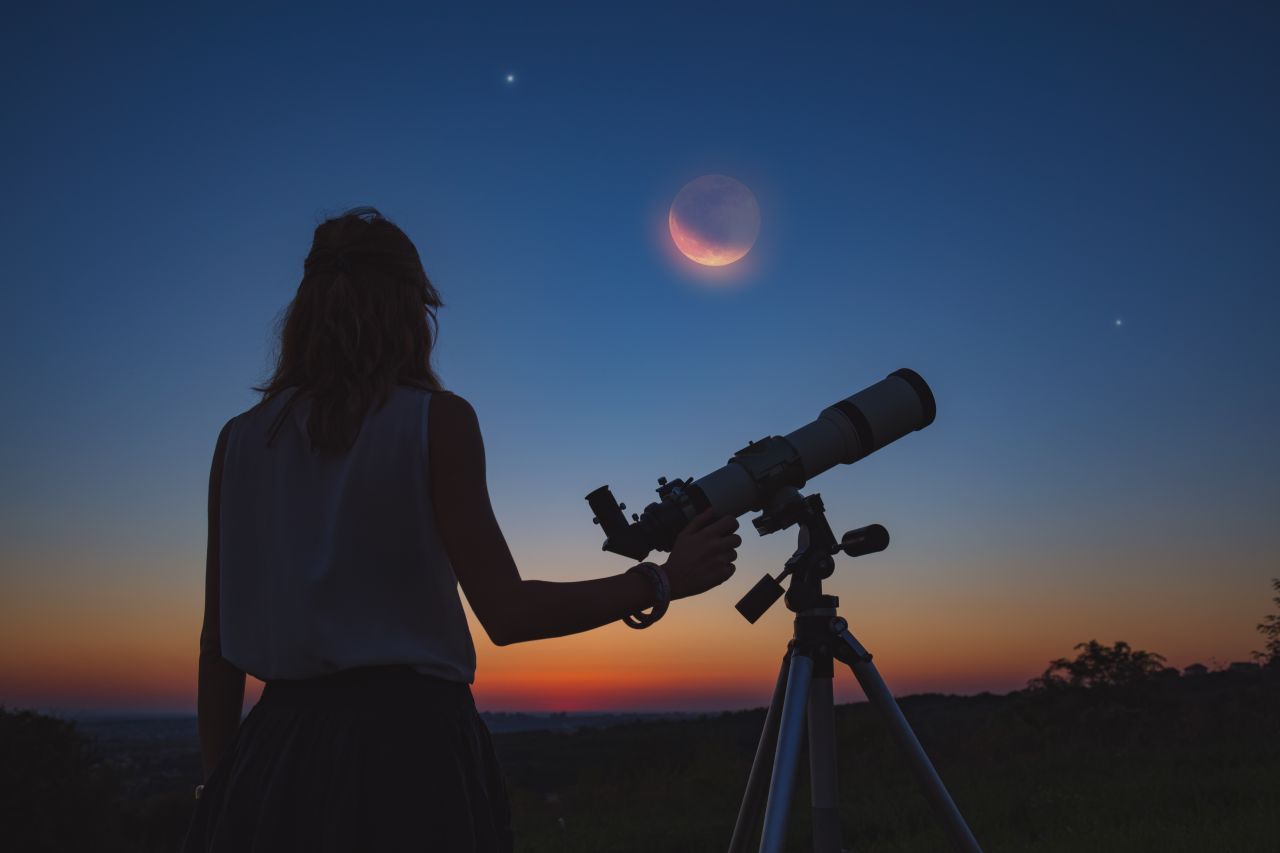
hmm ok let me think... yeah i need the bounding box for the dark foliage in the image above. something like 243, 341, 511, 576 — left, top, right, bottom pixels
1255, 577, 1280, 668
0, 708, 197, 853
1026, 639, 1167, 691
0, 707, 129, 852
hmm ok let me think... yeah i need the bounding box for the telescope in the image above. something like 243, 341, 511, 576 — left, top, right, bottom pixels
587, 368, 984, 852
585, 368, 935, 561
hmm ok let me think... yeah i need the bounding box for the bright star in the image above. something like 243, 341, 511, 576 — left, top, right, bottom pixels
505, 73, 516, 84
1114, 318, 1123, 327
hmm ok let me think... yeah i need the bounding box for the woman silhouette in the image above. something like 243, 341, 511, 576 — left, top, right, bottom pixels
181, 207, 741, 852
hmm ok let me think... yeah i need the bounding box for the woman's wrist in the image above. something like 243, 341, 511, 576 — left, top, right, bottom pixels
625, 567, 654, 608
622, 562, 670, 629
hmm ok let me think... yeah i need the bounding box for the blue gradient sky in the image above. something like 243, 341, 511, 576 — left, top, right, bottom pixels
2, 3, 1277, 712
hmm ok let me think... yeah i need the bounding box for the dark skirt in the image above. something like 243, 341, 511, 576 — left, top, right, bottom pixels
181, 665, 514, 853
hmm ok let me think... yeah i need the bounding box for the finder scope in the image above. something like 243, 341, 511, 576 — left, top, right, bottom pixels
586, 368, 935, 561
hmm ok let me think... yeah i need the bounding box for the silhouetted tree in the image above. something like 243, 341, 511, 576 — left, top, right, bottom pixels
0, 707, 128, 852
1255, 578, 1280, 668
1028, 640, 1167, 690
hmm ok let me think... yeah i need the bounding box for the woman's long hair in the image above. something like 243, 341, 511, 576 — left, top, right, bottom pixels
253, 206, 444, 455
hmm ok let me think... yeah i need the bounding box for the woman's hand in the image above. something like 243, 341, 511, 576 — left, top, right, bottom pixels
663, 508, 742, 600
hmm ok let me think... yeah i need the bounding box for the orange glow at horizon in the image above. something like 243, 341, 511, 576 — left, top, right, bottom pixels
2, 552, 1267, 714
1, 533, 1270, 714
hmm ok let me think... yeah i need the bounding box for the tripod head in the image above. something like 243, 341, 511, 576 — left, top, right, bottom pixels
728, 492, 983, 853
735, 487, 889, 622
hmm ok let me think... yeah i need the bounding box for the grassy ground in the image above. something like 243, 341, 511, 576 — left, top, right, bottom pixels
496, 672, 1279, 852
4, 670, 1276, 851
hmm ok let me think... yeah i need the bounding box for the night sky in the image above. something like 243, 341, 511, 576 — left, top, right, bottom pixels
2, 3, 1277, 712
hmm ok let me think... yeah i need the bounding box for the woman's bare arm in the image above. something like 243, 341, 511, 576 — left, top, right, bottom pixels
429, 392, 739, 646
197, 418, 246, 779
429, 392, 648, 644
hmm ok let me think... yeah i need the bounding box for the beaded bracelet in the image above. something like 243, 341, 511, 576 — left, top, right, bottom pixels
623, 562, 670, 629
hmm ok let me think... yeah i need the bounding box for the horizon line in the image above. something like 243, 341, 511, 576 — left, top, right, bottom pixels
14, 685, 1032, 721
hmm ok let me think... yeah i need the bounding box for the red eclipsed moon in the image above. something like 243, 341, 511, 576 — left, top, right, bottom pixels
668, 175, 761, 267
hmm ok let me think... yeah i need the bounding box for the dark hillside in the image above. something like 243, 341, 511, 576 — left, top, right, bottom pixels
4, 669, 1276, 851
496, 670, 1279, 852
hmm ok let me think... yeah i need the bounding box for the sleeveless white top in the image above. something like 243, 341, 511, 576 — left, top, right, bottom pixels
217, 385, 476, 683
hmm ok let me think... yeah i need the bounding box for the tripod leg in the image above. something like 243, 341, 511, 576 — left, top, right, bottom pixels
807, 656, 841, 853
728, 651, 792, 853
759, 649, 814, 853
833, 626, 983, 853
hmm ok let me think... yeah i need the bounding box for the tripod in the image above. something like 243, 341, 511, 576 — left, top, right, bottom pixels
727, 489, 983, 853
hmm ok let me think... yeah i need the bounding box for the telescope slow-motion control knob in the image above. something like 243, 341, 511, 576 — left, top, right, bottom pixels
836, 524, 890, 559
